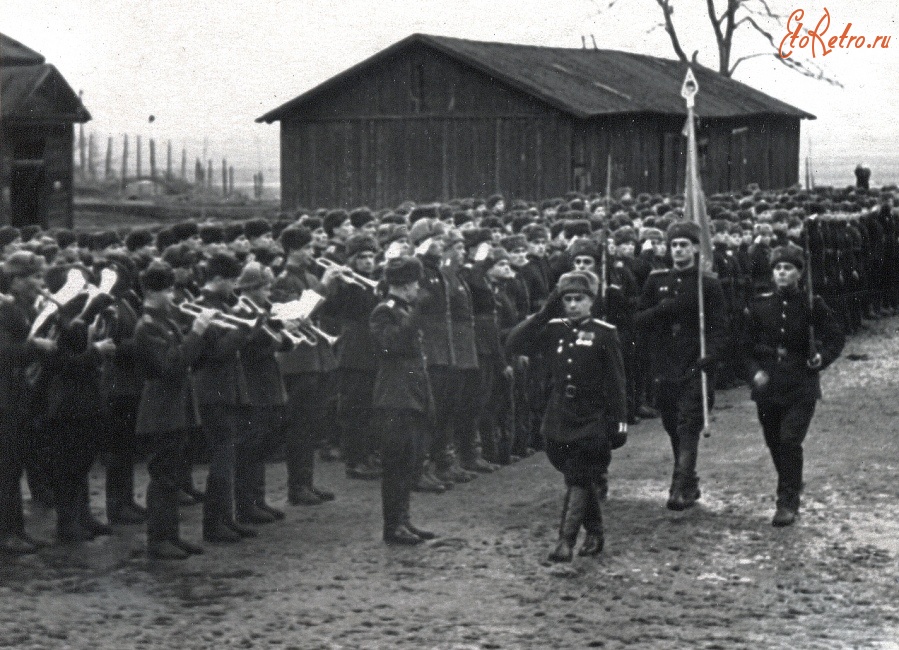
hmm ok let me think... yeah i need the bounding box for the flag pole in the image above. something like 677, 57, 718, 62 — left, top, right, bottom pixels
681, 69, 711, 438
601, 150, 613, 300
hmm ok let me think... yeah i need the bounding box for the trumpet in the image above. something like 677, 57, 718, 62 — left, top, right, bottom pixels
298, 321, 339, 347
234, 295, 285, 344
268, 290, 340, 347
278, 321, 317, 347
177, 301, 260, 330
315, 257, 379, 291
267, 312, 339, 347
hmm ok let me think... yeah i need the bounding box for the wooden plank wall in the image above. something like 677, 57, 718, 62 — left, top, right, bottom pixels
277, 41, 804, 208
45, 123, 74, 228
281, 115, 573, 209
280, 43, 577, 209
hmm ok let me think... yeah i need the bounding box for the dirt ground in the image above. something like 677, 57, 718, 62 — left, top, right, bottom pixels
2, 320, 899, 650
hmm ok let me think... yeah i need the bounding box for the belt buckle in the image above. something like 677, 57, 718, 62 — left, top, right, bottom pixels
564, 384, 577, 399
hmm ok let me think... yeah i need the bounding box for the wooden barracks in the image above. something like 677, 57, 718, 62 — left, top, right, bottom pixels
1, 33, 90, 228
259, 34, 815, 210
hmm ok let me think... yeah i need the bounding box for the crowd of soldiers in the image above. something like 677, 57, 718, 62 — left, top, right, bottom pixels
0, 180, 889, 559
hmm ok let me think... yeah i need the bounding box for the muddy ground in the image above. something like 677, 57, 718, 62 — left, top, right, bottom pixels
2, 319, 899, 650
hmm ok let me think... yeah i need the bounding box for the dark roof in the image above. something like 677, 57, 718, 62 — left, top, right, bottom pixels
258, 34, 815, 123
1, 32, 46, 66
1, 64, 90, 122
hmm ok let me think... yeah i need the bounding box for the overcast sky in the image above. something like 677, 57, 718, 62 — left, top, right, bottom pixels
6, 0, 898, 186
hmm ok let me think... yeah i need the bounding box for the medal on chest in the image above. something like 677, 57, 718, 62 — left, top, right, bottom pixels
575, 330, 595, 346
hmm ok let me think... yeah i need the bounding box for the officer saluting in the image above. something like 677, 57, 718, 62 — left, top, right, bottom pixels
743, 245, 844, 527
507, 270, 626, 562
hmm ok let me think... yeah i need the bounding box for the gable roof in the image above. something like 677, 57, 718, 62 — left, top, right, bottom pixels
1, 32, 46, 66
258, 33, 815, 123
1, 64, 91, 122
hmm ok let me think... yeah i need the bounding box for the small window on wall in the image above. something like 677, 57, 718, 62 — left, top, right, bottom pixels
574, 166, 592, 193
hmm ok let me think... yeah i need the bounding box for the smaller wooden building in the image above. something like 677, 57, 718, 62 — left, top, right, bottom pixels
259, 34, 815, 210
1, 33, 90, 228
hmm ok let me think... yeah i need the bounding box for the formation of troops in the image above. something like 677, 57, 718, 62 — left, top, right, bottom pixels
5, 179, 894, 560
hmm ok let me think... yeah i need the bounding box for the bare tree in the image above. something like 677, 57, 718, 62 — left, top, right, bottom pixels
599, 0, 841, 86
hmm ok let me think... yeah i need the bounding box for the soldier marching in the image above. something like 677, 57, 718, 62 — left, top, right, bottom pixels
4, 180, 892, 560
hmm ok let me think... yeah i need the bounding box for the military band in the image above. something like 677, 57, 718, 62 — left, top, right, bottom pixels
5, 179, 890, 561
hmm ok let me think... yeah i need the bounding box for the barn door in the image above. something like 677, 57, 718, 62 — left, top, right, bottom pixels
729, 127, 748, 191
662, 132, 685, 194
10, 130, 48, 227
10, 161, 46, 227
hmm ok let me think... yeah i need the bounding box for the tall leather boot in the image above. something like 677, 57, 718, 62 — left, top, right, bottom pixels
251, 460, 284, 520
145, 480, 168, 546
667, 445, 699, 511
773, 444, 802, 526
106, 454, 146, 524
167, 487, 202, 555
56, 484, 91, 543
382, 468, 420, 545
235, 455, 274, 524
401, 466, 435, 540
578, 483, 604, 557
203, 476, 240, 542
548, 486, 587, 563
147, 487, 188, 560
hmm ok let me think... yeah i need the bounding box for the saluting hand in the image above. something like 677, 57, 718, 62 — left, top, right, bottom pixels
542, 287, 563, 318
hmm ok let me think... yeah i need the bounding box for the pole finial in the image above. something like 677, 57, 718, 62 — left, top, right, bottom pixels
681, 69, 699, 108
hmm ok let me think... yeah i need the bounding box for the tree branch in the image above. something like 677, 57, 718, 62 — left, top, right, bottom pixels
728, 51, 775, 75
745, 0, 782, 20
707, 0, 725, 44
654, 0, 689, 62
738, 14, 779, 49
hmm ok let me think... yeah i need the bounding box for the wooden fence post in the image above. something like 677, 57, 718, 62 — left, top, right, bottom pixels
121, 134, 129, 191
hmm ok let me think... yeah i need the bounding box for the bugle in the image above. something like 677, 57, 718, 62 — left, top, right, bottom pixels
297, 321, 338, 347
279, 322, 317, 347
268, 290, 339, 346
176, 301, 239, 330
235, 295, 285, 344
315, 257, 379, 290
